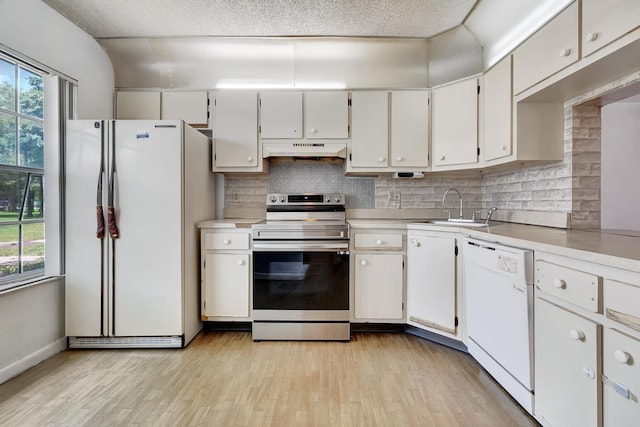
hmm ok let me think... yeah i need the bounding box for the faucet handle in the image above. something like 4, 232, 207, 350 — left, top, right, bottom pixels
472, 210, 482, 221
442, 209, 452, 220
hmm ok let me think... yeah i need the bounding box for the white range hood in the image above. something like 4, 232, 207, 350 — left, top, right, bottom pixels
262, 140, 347, 158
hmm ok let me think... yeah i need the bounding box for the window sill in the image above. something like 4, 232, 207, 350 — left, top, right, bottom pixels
0, 275, 62, 296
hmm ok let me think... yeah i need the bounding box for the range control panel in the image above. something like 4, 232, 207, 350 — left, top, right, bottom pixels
266, 193, 345, 206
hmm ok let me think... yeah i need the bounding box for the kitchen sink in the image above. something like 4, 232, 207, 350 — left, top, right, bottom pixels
426, 220, 490, 227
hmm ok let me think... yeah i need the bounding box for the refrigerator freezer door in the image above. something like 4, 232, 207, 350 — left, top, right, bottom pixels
65, 120, 108, 337
110, 120, 183, 336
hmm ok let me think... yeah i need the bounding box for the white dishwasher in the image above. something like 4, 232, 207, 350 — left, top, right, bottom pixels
463, 238, 534, 414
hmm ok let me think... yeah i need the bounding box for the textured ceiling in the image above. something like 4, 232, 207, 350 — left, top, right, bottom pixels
41, 0, 478, 38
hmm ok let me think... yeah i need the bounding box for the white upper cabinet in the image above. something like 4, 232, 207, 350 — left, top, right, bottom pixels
303, 91, 349, 138
483, 56, 513, 162
513, 1, 579, 95
161, 91, 209, 127
259, 91, 348, 139
349, 91, 389, 169
259, 91, 303, 138
213, 91, 262, 172
432, 78, 478, 169
115, 91, 161, 120
582, 0, 640, 57
390, 90, 429, 169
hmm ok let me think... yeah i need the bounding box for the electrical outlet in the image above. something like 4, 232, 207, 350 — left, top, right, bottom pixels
232, 192, 239, 202
389, 191, 401, 208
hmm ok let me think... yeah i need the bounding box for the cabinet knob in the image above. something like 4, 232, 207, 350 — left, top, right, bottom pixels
553, 278, 566, 289
410, 238, 419, 247
310, 128, 317, 134
375, 239, 382, 245
247, 156, 253, 162
614, 349, 631, 364
396, 156, 403, 162
223, 239, 230, 244
560, 48, 571, 57
360, 260, 367, 266
500, 145, 507, 150
440, 155, 445, 161
569, 329, 585, 341
378, 157, 385, 162
237, 259, 245, 265
585, 32, 598, 42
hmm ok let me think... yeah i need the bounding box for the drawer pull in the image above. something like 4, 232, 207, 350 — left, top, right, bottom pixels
376, 239, 382, 245
569, 329, 585, 341
378, 157, 385, 162
560, 48, 571, 57
396, 156, 403, 162
614, 349, 631, 364
553, 278, 566, 289
237, 259, 245, 266
410, 238, 419, 247
360, 260, 368, 266
223, 239, 230, 244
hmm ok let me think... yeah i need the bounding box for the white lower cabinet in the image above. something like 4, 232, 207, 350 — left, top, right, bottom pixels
351, 230, 405, 323
603, 329, 640, 427
406, 231, 457, 336
354, 253, 404, 320
534, 296, 601, 427
201, 230, 252, 321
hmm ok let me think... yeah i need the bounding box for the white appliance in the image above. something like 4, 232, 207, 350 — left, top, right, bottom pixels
65, 120, 215, 348
463, 238, 534, 414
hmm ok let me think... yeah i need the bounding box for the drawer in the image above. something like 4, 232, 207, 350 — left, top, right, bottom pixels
204, 232, 250, 250
606, 279, 640, 333
603, 329, 640, 426
535, 260, 602, 312
354, 233, 403, 250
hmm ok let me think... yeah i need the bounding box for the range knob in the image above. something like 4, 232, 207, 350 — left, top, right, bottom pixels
334, 196, 342, 203
270, 195, 278, 203
280, 195, 287, 203
325, 196, 331, 203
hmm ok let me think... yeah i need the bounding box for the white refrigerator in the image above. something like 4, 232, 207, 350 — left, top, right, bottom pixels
65, 120, 215, 348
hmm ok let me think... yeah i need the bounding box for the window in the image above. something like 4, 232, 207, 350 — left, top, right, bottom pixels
0, 54, 45, 283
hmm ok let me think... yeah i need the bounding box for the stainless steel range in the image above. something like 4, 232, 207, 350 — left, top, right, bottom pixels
252, 193, 350, 341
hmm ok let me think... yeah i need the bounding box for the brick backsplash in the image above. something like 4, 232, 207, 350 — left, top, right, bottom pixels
223, 71, 640, 228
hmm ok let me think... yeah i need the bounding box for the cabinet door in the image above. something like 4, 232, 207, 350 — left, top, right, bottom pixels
115, 91, 161, 119
535, 297, 600, 427
513, 2, 579, 94
406, 233, 456, 334
582, 0, 640, 57
354, 253, 403, 320
259, 91, 302, 138
432, 79, 478, 167
204, 253, 250, 318
483, 56, 512, 162
350, 91, 389, 168
603, 329, 640, 427
304, 91, 349, 138
213, 91, 258, 169
390, 91, 429, 168
161, 91, 209, 127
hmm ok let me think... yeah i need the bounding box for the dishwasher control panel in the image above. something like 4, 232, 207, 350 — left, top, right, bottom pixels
498, 255, 519, 274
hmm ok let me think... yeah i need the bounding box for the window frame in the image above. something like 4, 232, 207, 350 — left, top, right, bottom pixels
0, 52, 47, 288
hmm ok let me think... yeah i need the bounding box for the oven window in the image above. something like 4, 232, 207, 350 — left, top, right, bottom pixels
253, 251, 349, 310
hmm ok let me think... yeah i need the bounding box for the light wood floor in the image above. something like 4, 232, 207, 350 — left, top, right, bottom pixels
0, 332, 538, 426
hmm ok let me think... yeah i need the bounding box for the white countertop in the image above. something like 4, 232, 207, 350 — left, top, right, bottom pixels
197, 218, 640, 273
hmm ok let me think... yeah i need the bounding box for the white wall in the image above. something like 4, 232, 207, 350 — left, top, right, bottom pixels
601, 102, 640, 230
0, 0, 114, 118
0, 0, 115, 383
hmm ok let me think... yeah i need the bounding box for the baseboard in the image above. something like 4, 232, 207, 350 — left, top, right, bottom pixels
0, 337, 67, 385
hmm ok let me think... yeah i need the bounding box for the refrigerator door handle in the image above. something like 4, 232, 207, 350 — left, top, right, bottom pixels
96, 124, 106, 239
107, 121, 120, 239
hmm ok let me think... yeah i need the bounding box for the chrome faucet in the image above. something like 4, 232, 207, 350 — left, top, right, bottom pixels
485, 207, 498, 224
442, 187, 463, 219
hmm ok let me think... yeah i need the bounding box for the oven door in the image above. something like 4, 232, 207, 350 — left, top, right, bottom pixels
252, 241, 349, 320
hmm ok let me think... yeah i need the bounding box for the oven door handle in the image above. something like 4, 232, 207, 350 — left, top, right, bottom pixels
252, 241, 350, 252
